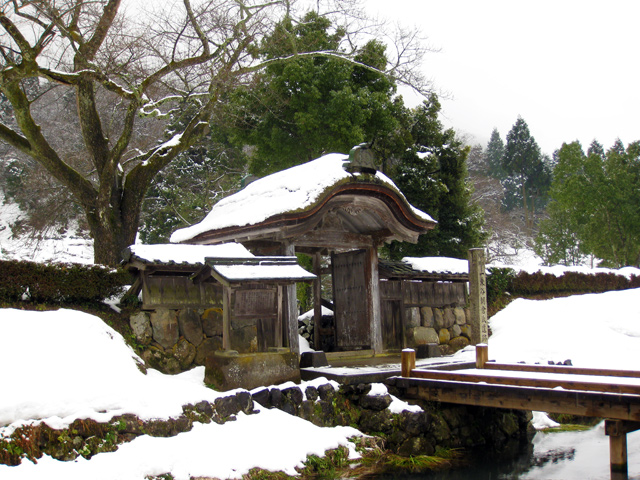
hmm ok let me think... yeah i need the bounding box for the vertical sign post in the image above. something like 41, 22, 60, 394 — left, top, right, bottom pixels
468, 248, 489, 345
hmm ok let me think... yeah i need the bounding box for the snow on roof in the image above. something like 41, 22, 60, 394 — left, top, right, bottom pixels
127, 243, 254, 265
212, 264, 316, 283
403, 256, 469, 275
170, 153, 434, 244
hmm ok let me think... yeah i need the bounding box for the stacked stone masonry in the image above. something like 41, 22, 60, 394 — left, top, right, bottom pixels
404, 305, 472, 354
130, 307, 226, 374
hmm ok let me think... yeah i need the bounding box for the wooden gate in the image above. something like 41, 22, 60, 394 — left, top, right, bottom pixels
332, 250, 370, 350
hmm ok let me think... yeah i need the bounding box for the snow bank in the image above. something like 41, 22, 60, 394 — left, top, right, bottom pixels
0, 309, 225, 432
452, 288, 640, 369
0, 310, 363, 480
0, 408, 361, 480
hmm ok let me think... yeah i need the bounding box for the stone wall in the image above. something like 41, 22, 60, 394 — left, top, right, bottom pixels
253, 381, 533, 458
130, 307, 226, 374
404, 305, 472, 355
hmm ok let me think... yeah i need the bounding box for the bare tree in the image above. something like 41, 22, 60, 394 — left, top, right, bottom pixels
0, 0, 430, 265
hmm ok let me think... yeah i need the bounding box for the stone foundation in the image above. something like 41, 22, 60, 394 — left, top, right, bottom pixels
205, 349, 301, 391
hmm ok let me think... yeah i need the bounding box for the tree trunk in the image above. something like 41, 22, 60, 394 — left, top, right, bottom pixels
85, 198, 140, 266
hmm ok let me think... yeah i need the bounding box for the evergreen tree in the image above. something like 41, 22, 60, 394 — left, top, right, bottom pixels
386, 98, 487, 259
535, 139, 640, 267
486, 128, 505, 179
236, 12, 406, 176
501, 117, 551, 215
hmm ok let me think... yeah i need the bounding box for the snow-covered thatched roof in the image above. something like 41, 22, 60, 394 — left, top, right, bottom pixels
170, 153, 434, 244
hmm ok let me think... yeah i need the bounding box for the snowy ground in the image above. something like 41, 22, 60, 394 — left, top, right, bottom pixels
3, 285, 640, 479
0, 193, 93, 264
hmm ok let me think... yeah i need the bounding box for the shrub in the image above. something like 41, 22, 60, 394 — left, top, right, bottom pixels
0, 260, 132, 304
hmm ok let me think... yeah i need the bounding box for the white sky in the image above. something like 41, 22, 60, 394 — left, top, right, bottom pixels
371, 0, 640, 155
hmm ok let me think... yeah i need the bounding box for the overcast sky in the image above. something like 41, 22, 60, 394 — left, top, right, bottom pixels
370, 0, 640, 156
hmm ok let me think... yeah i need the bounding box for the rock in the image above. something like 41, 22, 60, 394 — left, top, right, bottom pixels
141, 345, 181, 374
359, 409, 394, 434
305, 385, 319, 402
433, 308, 444, 329
194, 400, 214, 418
215, 395, 242, 419
410, 327, 439, 345
282, 386, 304, 406
443, 308, 456, 328
420, 306, 434, 327
397, 436, 435, 457
195, 336, 223, 365
174, 337, 196, 369
129, 312, 152, 345
438, 328, 451, 345
251, 388, 270, 408
405, 307, 421, 328
317, 383, 335, 401
450, 324, 462, 338
235, 391, 254, 414
269, 388, 283, 408
359, 393, 392, 411
150, 309, 179, 349
448, 336, 470, 352
454, 307, 467, 325
460, 324, 472, 339
201, 308, 223, 336
178, 309, 204, 347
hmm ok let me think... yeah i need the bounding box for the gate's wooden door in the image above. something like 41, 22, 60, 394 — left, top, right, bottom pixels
332, 250, 370, 350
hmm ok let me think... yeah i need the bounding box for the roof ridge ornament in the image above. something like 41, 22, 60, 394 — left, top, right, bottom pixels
344, 143, 378, 174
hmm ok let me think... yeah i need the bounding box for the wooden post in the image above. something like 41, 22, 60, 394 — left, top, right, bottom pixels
401, 348, 416, 377
275, 285, 283, 348
312, 252, 322, 350
222, 286, 232, 350
365, 246, 383, 354
609, 434, 628, 476
476, 343, 489, 369
605, 419, 640, 478
468, 248, 489, 344
282, 242, 300, 355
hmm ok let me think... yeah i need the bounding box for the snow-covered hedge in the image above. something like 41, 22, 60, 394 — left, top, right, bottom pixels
488, 267, 640, 301
0, 260, 131, 304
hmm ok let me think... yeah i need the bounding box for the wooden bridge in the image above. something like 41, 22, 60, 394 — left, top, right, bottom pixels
389, 345, 640, 479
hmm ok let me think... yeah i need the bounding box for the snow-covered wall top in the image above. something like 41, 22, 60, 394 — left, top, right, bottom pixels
127, 243, 253, 265
170, 153, 434, 244
403, 256, 469, 275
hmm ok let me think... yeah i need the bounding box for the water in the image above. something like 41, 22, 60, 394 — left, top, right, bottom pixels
378, 422, 640, 480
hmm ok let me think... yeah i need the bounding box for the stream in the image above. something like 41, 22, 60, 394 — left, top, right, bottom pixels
381, 422, 640, 480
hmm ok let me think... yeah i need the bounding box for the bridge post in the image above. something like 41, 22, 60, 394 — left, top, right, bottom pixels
401, 348, 416, 377
606, 420, 640, 478
476, 343, 488, 369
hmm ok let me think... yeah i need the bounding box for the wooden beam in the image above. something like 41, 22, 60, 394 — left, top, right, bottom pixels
486, 362, 640, 379
409, 369, 640, 395
391, 377, 640, 421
